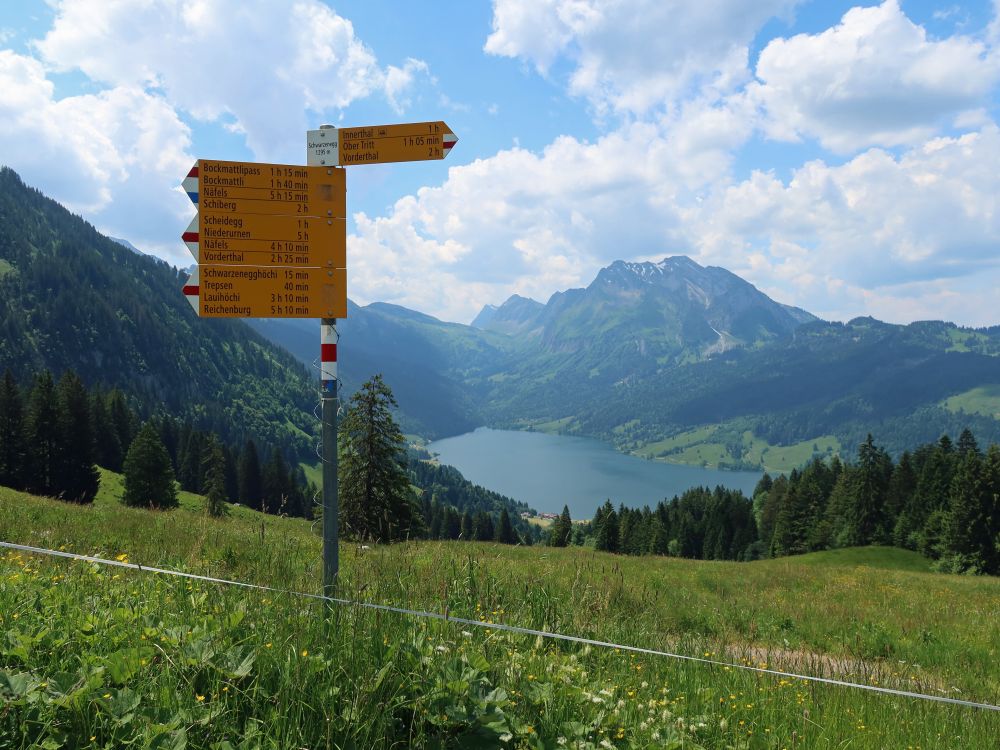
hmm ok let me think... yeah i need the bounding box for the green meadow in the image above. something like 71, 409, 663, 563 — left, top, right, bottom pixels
2, 474, 999, 748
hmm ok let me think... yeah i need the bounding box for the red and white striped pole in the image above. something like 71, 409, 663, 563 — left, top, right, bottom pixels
320, 317, 338, 594
321, 321, 338, 394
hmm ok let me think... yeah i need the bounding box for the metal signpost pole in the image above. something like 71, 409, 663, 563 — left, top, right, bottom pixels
314, 124, 339, 596
320, 319, 338, 595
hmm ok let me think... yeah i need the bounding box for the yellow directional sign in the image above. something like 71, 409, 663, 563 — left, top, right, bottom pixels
307, 122, 458, 166
197, 212, 338, 241
184, 214, 345, 267
196, 160, 345, 193
199, 195, 343, 218
190, 160, 346, 216
189, 265, 347, 318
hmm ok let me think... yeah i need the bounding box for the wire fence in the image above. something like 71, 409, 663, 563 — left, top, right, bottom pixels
2, 539, 998, 713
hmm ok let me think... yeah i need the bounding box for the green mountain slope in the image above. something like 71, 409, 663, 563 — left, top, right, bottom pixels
0, 168, 316, 457
568, 317, 1000, 459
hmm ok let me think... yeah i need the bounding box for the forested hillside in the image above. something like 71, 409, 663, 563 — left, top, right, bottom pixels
0, 168, 317, 458
567, 317, 1000, 459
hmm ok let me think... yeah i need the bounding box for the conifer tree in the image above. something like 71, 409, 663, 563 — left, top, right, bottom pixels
496, 508, 518, 544
108, 389, 136, 455
90, 390, 123, 471
339, 375, 416, 542
650, 513, 669, 555
757, 474, 787, 550
473, 511, 495, 541
158, 417, 180, 470
122, 422, 178, 509
619, 507, 639, 554
24, 371, 59, 496
594, 500, 619, 552
460, 510, 474, 540
238, 439, 262, 508
443, 505, 461, 539
178, 429, 205, 493
261, 448, 292, 515
202, 435, 229, 518
956, 429, 979, 457
550, 504, 572, 547
429, 502, 443, 538
847, 434, 892, 544
982, 445, 1000, 575
55, 371, 99, 503
0, 370, 25, 490
943, 451, 989, 569
221, 443, 239, 503
886, 451, 916, 529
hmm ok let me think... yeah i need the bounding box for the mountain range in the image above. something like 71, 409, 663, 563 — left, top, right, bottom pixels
3, 168, 999, 470
257, 254, 1000, 465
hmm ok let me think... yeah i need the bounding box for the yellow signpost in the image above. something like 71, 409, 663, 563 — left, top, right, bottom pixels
307, 121, 458, 166
182, 122, 460, 598
185, 266, 347, 318
182, 160, 348, 310
197, 159, 346, 216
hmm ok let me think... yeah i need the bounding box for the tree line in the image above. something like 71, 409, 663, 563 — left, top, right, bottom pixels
551, 429, 999, 575
0, 369, 314, 517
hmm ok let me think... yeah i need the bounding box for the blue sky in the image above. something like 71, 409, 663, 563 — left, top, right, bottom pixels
2, 1, 999, 326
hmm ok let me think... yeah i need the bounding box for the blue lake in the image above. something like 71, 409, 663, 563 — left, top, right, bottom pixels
427, 428, 762, 519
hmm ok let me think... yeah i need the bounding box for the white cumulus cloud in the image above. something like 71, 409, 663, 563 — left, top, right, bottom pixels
692, 126, 1000, 324
751, 0, 1000, 153
35, 0, 429, 161
485, 0, 799, 115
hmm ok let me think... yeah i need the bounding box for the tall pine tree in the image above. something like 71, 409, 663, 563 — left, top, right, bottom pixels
942, 451, 989, 570
90, 390, 123, 471
202, 435, 229, 518
0, 370, 25, 489
237, 439, 263, 508
122, 422, 178, 509
496, 508, 518, 544
24, 371, 59, 497
550, 504, 572, 547
55, 371, 99, 503
339, 375, 417, 542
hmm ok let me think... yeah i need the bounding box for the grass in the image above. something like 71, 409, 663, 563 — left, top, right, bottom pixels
529, 416, 576, 434
943, 384, 1000, 420
634, 426, 840, 473
2, 477, 1000, 748
299, 461, 322, 489
740, 432, 840, 474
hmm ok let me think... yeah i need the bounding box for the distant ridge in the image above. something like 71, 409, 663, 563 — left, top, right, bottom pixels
471, 294, 544, 335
